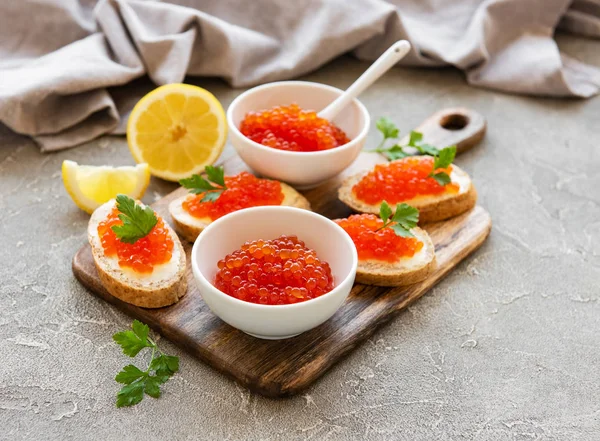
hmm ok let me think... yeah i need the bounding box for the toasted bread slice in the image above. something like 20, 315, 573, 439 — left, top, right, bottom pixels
169, 182, 311, 242
338, 162, 477, 223
88, 199, 187, 308
355, 227, 436, 286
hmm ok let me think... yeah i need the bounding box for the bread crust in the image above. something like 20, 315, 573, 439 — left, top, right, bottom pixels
356, 255, 437, 286
88, 200, 187, 308
352, 226, 436, 286
338, 162, 477, 223
170, 211, 208, 243
418, 185, 477, 223
169, 182, 311, 242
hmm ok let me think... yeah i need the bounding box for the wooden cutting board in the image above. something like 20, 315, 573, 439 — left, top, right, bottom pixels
73, 108, 491, 397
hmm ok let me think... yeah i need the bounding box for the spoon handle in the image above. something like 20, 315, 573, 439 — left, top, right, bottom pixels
318, 40, 411, 121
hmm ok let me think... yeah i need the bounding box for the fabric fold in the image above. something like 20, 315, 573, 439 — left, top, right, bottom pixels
0, 0, 598, 151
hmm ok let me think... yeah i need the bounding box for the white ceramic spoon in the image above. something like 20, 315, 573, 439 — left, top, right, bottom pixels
318, 40, 411, 121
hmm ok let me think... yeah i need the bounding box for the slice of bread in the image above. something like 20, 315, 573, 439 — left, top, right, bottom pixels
169, 182, 311, 242
355, 226, 436, 286
88, 199, 187, 308
338, 162, 477, 223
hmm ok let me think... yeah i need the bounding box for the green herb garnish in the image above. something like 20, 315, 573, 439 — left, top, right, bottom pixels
371, 117, 408, 160
376, 201, 419, 238
376, 117, 399, 142
111, 195, 158, 244
368, 117, 450, 161
428, 145, 456, 186
113, 320, 179, 408
179, 165, 227, 202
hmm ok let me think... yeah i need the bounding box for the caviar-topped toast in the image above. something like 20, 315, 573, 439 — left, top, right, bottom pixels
334, 202, 436, 286
339, 147, 476, 223
169, 166, 311, 242
88, 195, 187, 308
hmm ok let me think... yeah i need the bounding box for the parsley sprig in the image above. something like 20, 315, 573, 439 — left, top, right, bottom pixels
428, 145, 457, 186
376, 201, 419, 238
111, 195, 157, 244
368, 117, 452, 161
113, 320, 179, 408
179, 165, 227, 202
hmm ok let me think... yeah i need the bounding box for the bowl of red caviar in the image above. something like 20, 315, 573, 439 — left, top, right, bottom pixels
191, 206, 358, 339
227, 81, 370, 189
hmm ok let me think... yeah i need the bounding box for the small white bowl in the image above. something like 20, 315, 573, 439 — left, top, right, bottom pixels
191, 206, 358, 340
226, 81, 370, 189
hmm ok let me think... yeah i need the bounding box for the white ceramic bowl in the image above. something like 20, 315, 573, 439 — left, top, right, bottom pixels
227, 81, 370, 189
191, 206, 358, 340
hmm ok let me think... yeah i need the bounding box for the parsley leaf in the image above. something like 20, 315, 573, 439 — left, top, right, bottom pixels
379, 201, 393, 225
131, 319, 149, 343
150, 354, 179, 377
428, 145, 457, 186
390, 223, 412, 238
199, 191, 222, 202
179, 174, 219, 194
367, 116, 447, 161
111, 195, 157, 244
385, 145, 409, 160
376, 202, 419, 238
113, 329, 152, 357
408, 131, 441, 155
430, 172, 451, 186
205, 165, 225, 187
179, 165, 227, 202
390, 203, 419, 237
116, 380, 145, 408
433, 145, 457, 170
143, 376, 163, 398
414, 143, 440, 156
408, 131, 423, 147
112, 320, 180, 407
376, 117, 399, 141
115, 365, 146, 384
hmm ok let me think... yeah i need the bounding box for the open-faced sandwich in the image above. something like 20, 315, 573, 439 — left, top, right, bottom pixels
88, 195, 187, 308
334, 202, 435, 286
339, 146, 476, 223
169, 165, 311, 242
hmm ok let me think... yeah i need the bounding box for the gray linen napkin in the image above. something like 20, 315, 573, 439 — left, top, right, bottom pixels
0, 0, 598, 151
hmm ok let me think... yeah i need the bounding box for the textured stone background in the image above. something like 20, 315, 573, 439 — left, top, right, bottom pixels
1, 33, 599, 441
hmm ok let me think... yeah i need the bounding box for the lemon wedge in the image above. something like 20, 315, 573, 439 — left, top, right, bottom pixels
127, 83, 227, 182
62, 160, 150, 214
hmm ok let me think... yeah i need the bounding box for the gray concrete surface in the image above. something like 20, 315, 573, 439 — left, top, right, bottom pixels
1, 33, 599, 441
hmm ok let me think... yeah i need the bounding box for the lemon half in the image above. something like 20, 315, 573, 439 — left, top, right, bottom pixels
62, 160, 150, 214
127, 84, 227, 182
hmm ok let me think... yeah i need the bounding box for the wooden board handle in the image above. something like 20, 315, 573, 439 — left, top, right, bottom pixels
400, 107, 486, 155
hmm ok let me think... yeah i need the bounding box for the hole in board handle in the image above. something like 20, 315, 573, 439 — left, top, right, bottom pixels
439, 113, 469, 131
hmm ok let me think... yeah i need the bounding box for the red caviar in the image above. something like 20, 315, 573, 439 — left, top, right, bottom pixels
182, 172, 284, 221
353, 156, 459, 205
335, 214, 423, 263
97, 207, 173, 273
239, 103, 350, 152
214, 235, 335, 305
